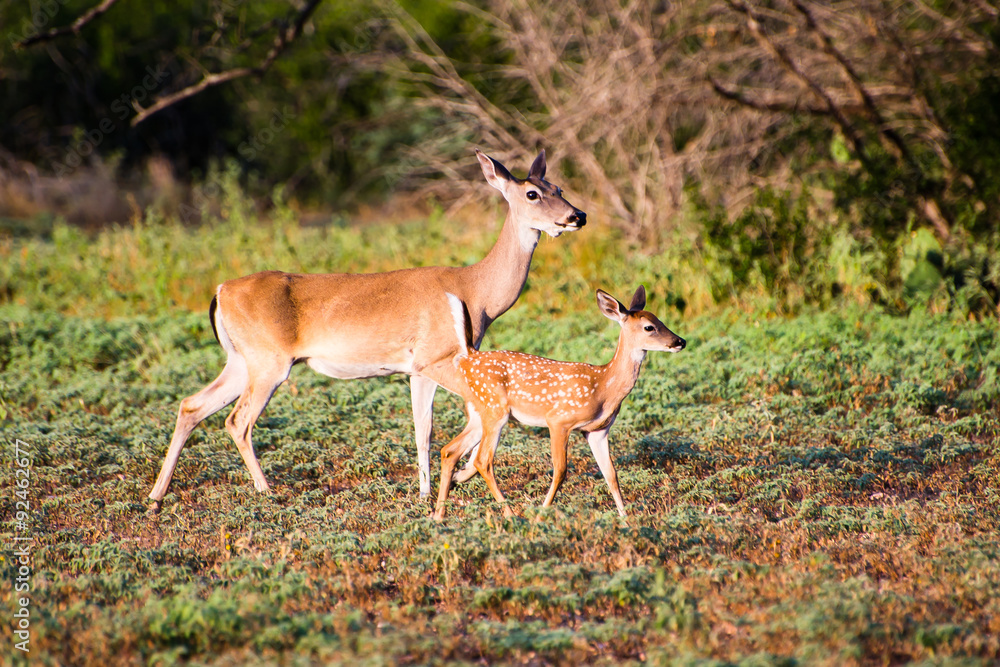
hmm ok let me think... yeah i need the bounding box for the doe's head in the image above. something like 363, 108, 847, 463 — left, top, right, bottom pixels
476, 148, 586, 238
596, 286, 686, 353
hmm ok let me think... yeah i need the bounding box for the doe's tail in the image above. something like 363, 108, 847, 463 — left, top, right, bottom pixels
208, 288, 238, 355
208, 295, 221, 344
445, 293, 472, 362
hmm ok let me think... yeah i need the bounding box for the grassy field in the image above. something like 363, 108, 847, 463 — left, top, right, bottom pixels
2, 210, 1000, 665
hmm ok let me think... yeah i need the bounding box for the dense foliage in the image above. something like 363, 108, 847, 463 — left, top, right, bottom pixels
3, 1, 999, 315
0, 0, 491, 202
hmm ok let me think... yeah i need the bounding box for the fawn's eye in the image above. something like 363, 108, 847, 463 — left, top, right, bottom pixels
526, 191, 539, 201
644, 325, 655, 332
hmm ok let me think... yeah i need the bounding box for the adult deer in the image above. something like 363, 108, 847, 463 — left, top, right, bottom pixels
148, 149, 585, 511
433, 286, 685, 521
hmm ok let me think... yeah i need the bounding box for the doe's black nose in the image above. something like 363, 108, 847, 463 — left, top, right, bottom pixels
568, 210, 586, 227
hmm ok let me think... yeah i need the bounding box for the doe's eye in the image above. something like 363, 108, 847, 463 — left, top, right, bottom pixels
643, 325, 655, 332
526, 191, 539, 201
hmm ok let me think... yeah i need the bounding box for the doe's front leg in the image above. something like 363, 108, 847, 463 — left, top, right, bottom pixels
410, 375, 438, 498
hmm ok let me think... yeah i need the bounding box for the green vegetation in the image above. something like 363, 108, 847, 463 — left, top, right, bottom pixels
3, 202, 999, 664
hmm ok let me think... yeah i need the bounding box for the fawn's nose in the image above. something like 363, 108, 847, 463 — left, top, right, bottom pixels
567, 210, 586, 227
675, 337, 687, 350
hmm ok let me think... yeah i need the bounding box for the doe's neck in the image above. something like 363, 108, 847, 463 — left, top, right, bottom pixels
463, 208, 540, 319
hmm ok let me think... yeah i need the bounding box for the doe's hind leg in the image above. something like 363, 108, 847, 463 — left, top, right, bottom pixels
149, 356, 248, 509
224, 362, 290, 493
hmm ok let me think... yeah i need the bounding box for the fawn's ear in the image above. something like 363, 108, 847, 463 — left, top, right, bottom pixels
628, 285, 646, 312
476, 149, 515, 193
528, 149, 547, 180
597, 289, 628, 323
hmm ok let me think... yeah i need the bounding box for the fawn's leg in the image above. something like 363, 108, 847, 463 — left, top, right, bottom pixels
433, 403, 483, 521
585, 428, 626, 517
473, 414, 514, 518
542, 424, 572, 508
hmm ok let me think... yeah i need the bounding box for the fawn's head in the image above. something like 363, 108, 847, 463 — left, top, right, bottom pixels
597, 286, 686, 353
476, 149, 586, 238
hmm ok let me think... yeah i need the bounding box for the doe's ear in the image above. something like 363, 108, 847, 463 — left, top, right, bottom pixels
476, 149, 515, 193
596, 289, 628, 323
628, 285, 646, 312
528, 149, 547, 180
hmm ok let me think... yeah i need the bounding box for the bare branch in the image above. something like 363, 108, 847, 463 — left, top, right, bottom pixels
130, 0, 323, 127
969, 0, 999, 19
15, 0, 123, 48
726, 0, 872, 165
790, 0, 913, 163
709, 77, 862, 116
910, 0, 998, 56
129, 68, 253, 126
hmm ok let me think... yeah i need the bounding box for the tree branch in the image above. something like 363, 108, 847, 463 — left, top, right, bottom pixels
129, 68, 253, 126
130, 0, 323, 127
709, 77, 865, 116
790, 0, 913, 163
792, 1, 953, 238
725, 0, 872, 166
15, 0, 123, 48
